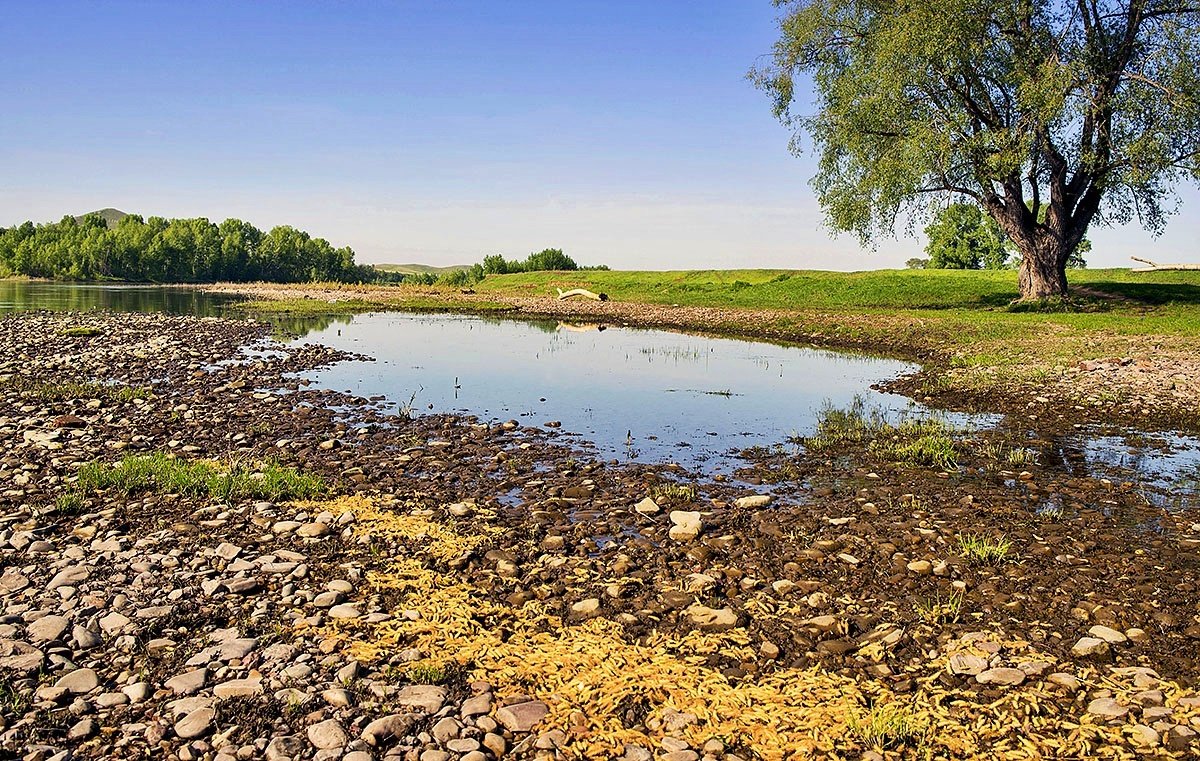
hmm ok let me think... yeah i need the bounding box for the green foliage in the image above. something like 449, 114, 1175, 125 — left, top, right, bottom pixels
0, 212, 375, 284
76, 453, 325, 501
924, 204, 1009, 270
753, 0, 1200, 295
650, 483, 699, 503
51, 489, 87, 516
402, 664, 448, 684
436, 248, 607, 287
60, 326, 104, 337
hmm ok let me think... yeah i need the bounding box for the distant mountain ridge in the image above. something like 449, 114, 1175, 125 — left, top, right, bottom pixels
74, 208, 129, 227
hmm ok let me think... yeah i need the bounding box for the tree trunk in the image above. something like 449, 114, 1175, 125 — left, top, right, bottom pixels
1016, 239, 1068, 299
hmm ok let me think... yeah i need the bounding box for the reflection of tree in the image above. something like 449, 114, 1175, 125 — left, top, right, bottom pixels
479, 315, 560, 334
0, 281, 243, 316
258, 313, 352, 338
0, 282, 346, 337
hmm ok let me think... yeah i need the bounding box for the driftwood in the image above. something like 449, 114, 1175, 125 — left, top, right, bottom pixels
556, 288, 609, 301
1130, 257, 1200, 272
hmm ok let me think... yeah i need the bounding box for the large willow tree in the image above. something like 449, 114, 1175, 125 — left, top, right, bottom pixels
755, 0, 1200, 298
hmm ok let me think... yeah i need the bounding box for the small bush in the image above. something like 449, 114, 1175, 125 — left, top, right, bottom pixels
403, 664, 448, 684
650, 483, 698, 503
0, 377, 151, 402
914, 589, 964, 625
51, 489, 87, 516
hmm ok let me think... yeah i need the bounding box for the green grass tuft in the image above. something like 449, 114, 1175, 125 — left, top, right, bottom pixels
957, 534, 1014, 565
51, 489, 87, 516
849, 701, 928, 751
402, 664, 448, 685
807, 397, 959, 469
76, 453, 325, 502
60, 326, 104, 337
0, 376, 151, 402
914, 589, 965, 625
650, 483, 699, 503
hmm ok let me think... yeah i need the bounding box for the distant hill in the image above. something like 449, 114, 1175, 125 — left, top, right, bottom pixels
74, 208, 129, 228
372, 263, 470, 275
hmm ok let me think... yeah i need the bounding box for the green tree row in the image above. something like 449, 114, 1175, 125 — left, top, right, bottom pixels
909, 203, 1088, 271
438, 248, 608, 287
0, 212, 378, 283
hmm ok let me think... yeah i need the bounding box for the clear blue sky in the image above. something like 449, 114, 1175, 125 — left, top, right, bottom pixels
2, 1, 1196, 269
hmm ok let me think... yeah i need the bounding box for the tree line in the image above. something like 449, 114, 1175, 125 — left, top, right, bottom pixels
0, 213, 607, 286
431, 248, 609, 288
0, 212, 375, 283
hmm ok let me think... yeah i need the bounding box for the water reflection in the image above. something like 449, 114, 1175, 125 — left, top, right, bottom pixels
0, 280, 342, 337
0, 281, 244, 315
290, 311, 931, 469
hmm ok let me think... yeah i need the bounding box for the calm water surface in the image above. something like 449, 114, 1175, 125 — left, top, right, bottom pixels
290, 312, 938, 468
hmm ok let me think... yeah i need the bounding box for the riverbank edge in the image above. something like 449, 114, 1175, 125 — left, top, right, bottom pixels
199, 282, 1200, 435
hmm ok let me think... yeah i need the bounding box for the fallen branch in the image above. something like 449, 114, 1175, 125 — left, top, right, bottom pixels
1130, 256, 1200, 272
556, 288, 609, 302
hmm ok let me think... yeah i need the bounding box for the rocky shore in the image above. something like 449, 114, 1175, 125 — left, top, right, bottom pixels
2, 310, 1199, 760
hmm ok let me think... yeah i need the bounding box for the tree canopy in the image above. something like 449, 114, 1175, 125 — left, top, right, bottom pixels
0, 213, 377, 283
755, 0, 1200, 298
924, 203, 1011, 269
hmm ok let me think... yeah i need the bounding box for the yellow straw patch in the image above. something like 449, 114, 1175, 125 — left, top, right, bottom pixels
312, 497, 1199, 760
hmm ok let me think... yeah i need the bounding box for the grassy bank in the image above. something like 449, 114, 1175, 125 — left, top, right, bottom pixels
474, 267, 1200, 365
471, 267, 1200, 310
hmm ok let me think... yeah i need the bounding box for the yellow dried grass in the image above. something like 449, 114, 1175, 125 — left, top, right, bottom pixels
310, 497, 1199, 760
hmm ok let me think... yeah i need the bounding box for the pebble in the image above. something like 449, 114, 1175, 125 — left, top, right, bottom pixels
55, 668, 99, 694
395, 685, 446, 714
734, 495, 772, 509
976, 667, 1026, 686
1070, 637, 1111, 659
495, 700, 549, 732
27, 614, 70, 642
1088, 624, 1128, 644
668, 511, 702, 541
307, 719, 348, 749
174, 707, 216, 739
1086, 698, 1129, 719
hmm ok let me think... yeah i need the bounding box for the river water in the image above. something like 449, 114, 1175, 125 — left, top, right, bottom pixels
4, 281, 1198, 505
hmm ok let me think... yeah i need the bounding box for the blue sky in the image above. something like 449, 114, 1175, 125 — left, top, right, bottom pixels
2, 1, 1196, 269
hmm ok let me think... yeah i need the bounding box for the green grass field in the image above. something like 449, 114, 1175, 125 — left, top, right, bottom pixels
471, 267, 1200, 311
470, 268, 1200, 384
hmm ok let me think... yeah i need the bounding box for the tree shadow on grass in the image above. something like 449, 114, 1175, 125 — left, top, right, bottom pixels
1079, 281, 1200, 305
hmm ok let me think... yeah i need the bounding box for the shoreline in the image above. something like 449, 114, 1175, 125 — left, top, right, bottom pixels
2, 309, 1199, 759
